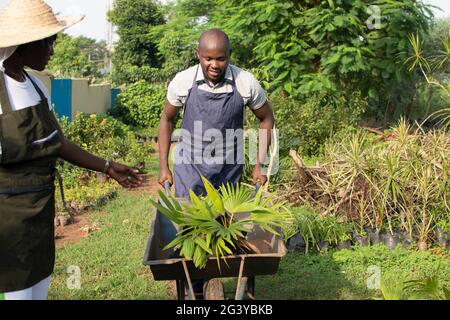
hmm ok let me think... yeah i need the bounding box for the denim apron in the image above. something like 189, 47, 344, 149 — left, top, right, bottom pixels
0, 71, 62, 292
173, 66, 245, 198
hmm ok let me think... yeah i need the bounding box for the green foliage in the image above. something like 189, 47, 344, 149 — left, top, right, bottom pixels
213, 0, 434, 120
60, 113, 150, 164
149, 0, 216, 80
378, 264, 450, 300
288, 121, 450, 246
150, 177, 293, 269
404, 20, 450, 128
47, 34, 109, 81
271, 91, 367, 157
48, 188, 450, 300
107, 0, 164, 85
289, 207, 353, 253
113, 81, 166, 128
57, 113, 153, 207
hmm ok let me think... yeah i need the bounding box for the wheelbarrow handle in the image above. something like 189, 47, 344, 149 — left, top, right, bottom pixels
164, 181, 172, 196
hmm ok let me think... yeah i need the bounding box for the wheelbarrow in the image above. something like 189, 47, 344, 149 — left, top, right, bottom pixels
143, 183, 287, 300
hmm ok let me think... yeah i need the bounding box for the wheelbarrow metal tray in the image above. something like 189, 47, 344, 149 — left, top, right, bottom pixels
143, 207, 287, 281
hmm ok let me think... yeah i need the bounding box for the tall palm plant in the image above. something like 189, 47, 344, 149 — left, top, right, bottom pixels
406, 32, 450, 129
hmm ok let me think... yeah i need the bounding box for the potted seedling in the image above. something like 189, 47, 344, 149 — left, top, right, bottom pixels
381, 230, 401, 250
285, 207, 313, 253
287, 233, 307, 253
370, 205, 385, 245
353, 198, 370, 246
293, 210, 319, 254
337, 232, 352, 249
398, 230, 416, 249
352, 229, 369, 247
435, 220, 450, 249
336, 221, 352, 250
317, 215, 341, 252
366, 225, 382, 245
415, 212, 435, 251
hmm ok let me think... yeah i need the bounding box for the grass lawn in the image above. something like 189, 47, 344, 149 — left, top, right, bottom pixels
251, 246, 449, 300
48, 189, 450, 300
48, 190, 169, 299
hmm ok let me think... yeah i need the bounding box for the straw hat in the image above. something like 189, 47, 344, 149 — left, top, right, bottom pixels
0, 0, 85, 48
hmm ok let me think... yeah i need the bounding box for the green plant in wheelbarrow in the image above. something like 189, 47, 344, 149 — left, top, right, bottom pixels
149, 177, 293, 269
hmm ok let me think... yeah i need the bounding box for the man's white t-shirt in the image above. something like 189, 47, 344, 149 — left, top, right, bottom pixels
167, 64, 268, 111
0, 73, 52, 114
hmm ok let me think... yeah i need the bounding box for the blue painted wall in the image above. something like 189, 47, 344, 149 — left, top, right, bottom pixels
111, 88, 121, 111
51, 79, 72, 121
51, 79, 117, 122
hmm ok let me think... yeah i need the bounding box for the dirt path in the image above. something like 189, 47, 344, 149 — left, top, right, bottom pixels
55, 213, 94, 247
55, 172, 162, 247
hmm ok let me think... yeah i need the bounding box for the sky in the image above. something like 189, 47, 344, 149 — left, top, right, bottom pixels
0, 0, 448, 42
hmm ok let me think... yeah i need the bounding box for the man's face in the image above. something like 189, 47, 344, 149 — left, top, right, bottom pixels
196, 46, 230, 85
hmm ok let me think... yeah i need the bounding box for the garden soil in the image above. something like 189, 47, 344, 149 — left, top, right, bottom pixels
55, 173, 161, 246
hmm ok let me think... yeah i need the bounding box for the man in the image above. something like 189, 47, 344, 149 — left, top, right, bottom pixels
158, 28, 274, 196
157, 29, 274, 299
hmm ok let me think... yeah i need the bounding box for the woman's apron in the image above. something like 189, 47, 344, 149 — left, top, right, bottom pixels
0, 71, 62, 292
174, 66, 245, 198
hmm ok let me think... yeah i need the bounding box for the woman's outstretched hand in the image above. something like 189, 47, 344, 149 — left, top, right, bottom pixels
106, 162, 143, 188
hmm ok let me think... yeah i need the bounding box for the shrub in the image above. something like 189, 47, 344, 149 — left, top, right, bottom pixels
270, 91, 367, 157
114, 81, 166, 129
57, 113, 153, 209
242, 91, 366, 189
286, 119, 450, 249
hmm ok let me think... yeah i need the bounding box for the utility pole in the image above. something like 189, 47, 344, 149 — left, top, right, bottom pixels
105, 0, 115, 73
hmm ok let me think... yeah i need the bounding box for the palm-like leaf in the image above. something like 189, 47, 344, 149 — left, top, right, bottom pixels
219, 183, 253, 212
201, 176, 225, 215
149, 191, 184, 224
153, 177, 293, 269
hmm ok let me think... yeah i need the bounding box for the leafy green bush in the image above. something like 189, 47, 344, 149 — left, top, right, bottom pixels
114, 81, 166, 129
57, 113, 153, 209
214, 0, 433, 120
271, 91, 367, 157
60, 113, 152, 166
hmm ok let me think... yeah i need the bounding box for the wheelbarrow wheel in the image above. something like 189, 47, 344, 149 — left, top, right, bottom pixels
203, 278, 225, 300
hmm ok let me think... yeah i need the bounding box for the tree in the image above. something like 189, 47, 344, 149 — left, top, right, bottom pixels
107, 0, 165, 85
148, 0, 217, 81
47, 33, 109, 81
212, 0, 434, 121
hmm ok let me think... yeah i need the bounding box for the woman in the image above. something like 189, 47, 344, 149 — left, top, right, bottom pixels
0, 0, 142, 300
